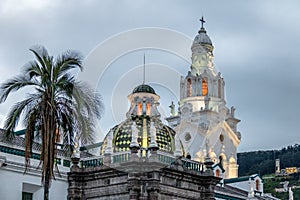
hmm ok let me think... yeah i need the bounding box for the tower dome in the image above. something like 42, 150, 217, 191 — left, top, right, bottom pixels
192, 17, 214, 53
132, 84, 156, 94
193, 27, 213, 45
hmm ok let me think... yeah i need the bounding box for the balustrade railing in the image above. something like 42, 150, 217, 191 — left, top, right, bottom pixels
182, 158, 203, 172
112, 151, 130, 163
79, 150, 204, 173
157, 151, 176, 165
81, 156, 103, 168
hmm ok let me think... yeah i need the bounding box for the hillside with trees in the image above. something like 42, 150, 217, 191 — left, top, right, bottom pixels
238, 144, 300, 199
238, 144, 300, 177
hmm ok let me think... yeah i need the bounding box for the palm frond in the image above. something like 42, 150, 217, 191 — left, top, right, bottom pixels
23, 60, 42, 79
0, 75, 38, 103
72, 81, 103, 119
3, 95, 40, 137
53, 50, 83, 81
29, 46, 49, 73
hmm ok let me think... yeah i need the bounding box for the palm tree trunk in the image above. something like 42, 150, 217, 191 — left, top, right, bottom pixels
44, 169, 50, 200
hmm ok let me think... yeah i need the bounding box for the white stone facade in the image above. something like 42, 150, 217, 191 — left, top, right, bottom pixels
166, 24, 241, 178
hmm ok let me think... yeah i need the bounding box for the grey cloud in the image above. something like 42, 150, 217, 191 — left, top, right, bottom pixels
0, 0, 300, 152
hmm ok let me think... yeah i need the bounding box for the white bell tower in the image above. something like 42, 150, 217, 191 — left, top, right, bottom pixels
166, 17, 241, 178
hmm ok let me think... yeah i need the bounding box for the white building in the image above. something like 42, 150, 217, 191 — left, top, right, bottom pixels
0, 130, 70, 200
166, 19, 241, 178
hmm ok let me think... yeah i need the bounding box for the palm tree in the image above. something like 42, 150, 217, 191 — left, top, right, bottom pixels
0, 46, 103, 200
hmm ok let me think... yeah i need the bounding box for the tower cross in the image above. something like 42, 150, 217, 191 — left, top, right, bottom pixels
200, 16, 206, 28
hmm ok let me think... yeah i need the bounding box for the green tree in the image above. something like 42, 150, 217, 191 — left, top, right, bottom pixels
0, 46, 103, 200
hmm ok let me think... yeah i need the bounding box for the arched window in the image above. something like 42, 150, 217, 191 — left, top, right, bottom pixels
202, 78, 208, 96
146, 102, 151, 115
218, 79, 222, 98
256, 179, 260, 191
137, 102, 142, 115
187, 79, 192, 97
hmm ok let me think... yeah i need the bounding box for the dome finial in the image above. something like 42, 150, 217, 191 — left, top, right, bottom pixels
200, 16, 206, 29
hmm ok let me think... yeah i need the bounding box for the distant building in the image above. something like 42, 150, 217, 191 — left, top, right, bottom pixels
275, 159, 280, 174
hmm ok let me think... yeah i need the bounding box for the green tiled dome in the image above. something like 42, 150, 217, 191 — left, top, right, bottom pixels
100, 116, 176, 155
132, 84, 156, 94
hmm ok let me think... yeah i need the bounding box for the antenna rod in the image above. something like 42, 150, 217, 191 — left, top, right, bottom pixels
143, 53, 145, 84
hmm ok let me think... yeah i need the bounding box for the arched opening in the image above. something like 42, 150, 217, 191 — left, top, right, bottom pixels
187, 79, 192, 97
256, 179, 260, 191
202, 78, 208, 96
218, 79, 222, 98
137, 102, 142, 115
216, 169, 221, 177
146, 102, 151, 115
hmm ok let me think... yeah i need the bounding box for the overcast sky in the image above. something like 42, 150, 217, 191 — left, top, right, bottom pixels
0, 0, 300, 152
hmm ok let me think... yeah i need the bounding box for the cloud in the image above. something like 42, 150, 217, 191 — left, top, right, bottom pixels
0, 0, 300, 152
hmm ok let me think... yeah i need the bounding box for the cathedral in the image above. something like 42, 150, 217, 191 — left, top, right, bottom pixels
67, 19, 274, 200
166, 17, 241, 179
0, 18, 279, 200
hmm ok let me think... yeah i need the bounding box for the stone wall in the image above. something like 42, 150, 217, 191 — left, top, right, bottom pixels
68, 162, 220, 200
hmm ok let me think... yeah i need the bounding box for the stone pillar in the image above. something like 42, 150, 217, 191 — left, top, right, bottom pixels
204, 95, 210, 110
130, 121, 139, 148
128, 175, 140, 200
174, 133, 182, 158
149, 121, 159, 161
70, 157, 80, 172
200, 180, 218, 200
147, 178, 160, 200
204, 156, 214, 176
130, 121, 140, 161
71, 135, 81, 172
149, 122, 158, 149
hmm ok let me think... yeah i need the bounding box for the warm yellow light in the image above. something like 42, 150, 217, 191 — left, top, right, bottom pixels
202, 79, 208, 96
285, 167, 298, 174
146, 102, 151, 115
137, 102, 142, 115
142, 118, 148, 157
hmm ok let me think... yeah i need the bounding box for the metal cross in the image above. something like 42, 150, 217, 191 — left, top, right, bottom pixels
200, 16, 206, 28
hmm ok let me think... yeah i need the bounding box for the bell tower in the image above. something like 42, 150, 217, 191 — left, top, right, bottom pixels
166, 18, 241, 178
